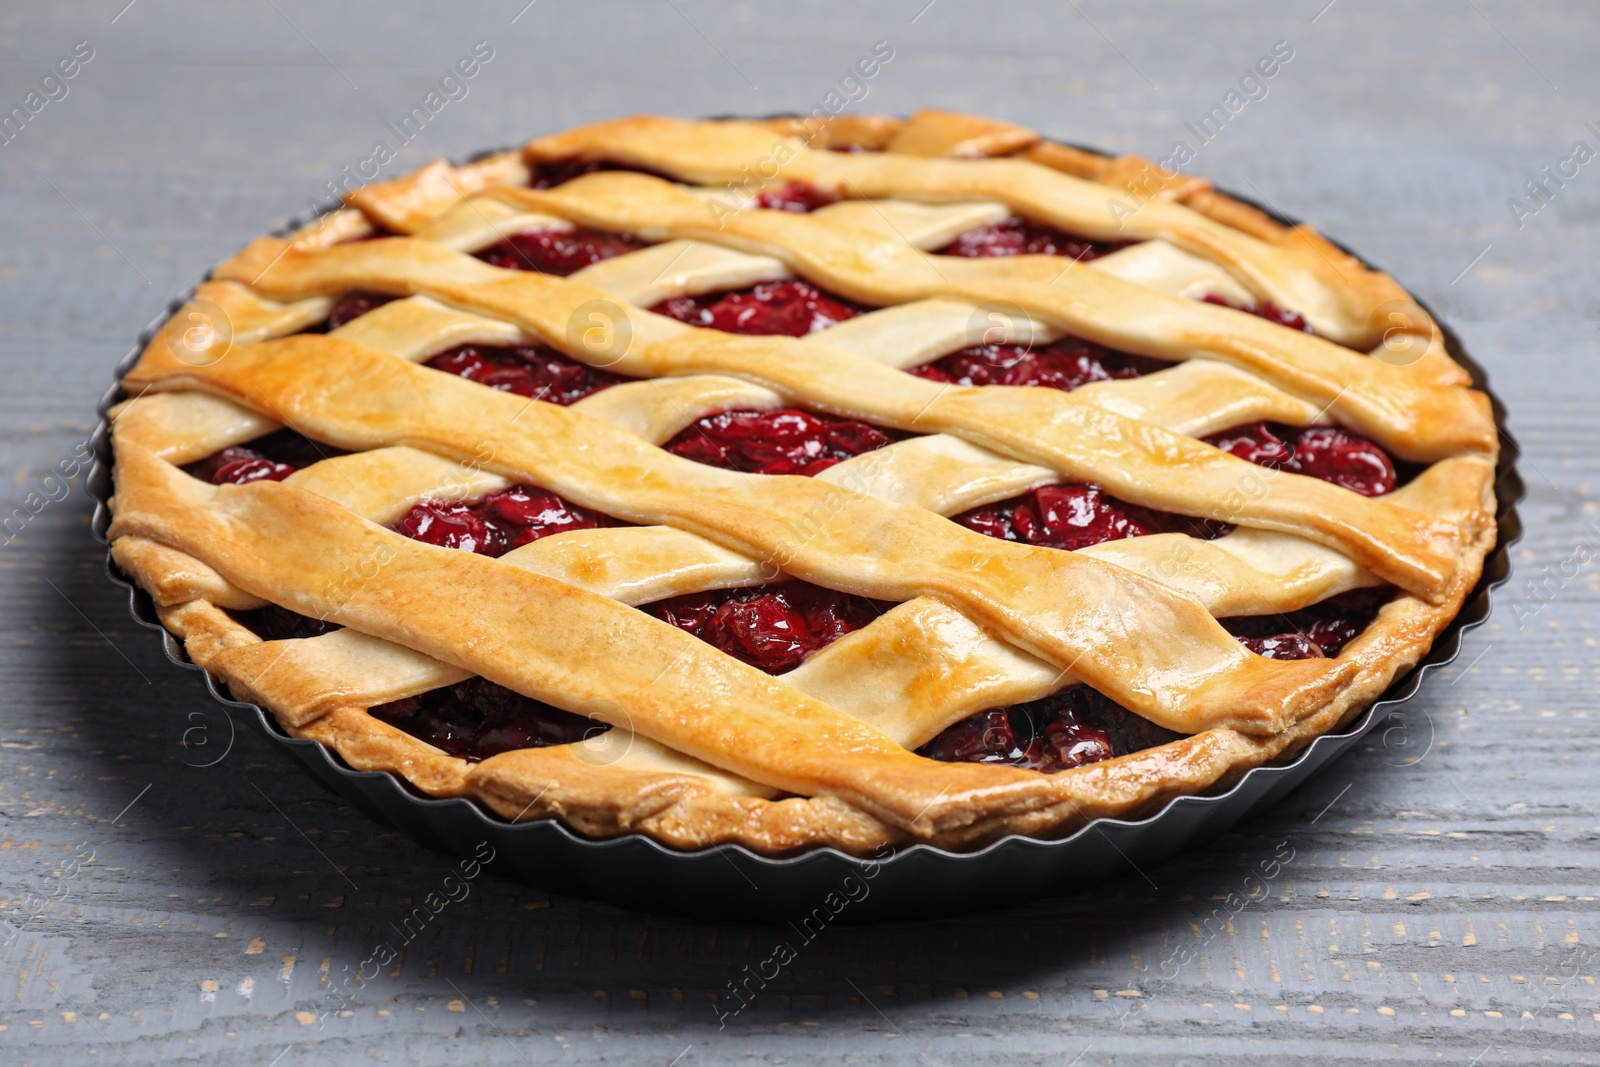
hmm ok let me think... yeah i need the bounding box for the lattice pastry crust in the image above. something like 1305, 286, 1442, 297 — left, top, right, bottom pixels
107, 110, 1496, 855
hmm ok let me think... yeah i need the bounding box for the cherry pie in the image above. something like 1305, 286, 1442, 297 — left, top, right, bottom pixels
106, 110, 1497, 855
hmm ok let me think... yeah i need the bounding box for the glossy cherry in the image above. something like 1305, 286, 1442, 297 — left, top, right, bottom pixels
185, 448, 295, 486
475, 227, 648, 276
389, 484, 612, 558
529, 159, 654, 189
183, 430, 347, 486
651, 279, 865, 337
426, 343, 626, 404
755, 182, 839, 213
918, 686, 1182, 773
938, 216, 1130, 261
1220, 586, 1394, 659
1200, 292, 1311, 333
479, 485, 610, 549
327, 290, 396, 328
953, 483, 1162, 551
393, 499, 509, 557
228, 604, 338, 642
954, 483, 1231, 550
648, 583, 885, 675
370, 676, 602, 762
663, 407, 897, 476
1205, 421, 1399, 497
911, 336, 1170, 391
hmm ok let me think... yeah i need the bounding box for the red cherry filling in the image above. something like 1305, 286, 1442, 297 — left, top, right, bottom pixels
651, 279, 867, 337
755, 182, 839, 213
475, 227, 648, 276
1234, 633, 1326, 660
529, 159, 661, 189
183, 429, 348, 486
919, 585, 1390, 772
393, 499, 508, 556
426, 343, 626, 404
185, 449, 294, 486
910, 336, 1170, 390
953, 483, 1230, 550
228, 604, 339, 642
648, 584, 888, 675
954, 421, 1403, 554
327, 290, 398, 329
1204, 421, 1401, 497
663, 407, 898, 476
938, 216, 1131, 262
1220, 586, 1394, 660
370, 676, 601, 763
391, 485, 615, 558
919, 686, 1183, 773
1201, 292, 1312, 333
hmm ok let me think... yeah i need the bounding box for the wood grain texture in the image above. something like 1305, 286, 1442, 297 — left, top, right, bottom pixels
1, 1, 1596, 1063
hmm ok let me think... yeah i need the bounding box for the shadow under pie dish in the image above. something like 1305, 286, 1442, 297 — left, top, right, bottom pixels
100, 108, 1502, 867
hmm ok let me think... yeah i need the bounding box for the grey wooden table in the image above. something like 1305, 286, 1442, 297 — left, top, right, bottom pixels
2, 2, 1596, 1063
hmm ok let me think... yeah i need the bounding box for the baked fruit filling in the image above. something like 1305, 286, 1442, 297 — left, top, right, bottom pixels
426, 342, 628, 403
385, 501, 884, 752
644, 279, 897, 474
237, 473, 620, 761
182, 429, 348, 485
923, 411, 1399, 764
474, 227, 649, 275
1206, 421, 1405, 498
229, 603, 338, 642
651, 278, 867, 336
937, 215, 1131, 261
529, 159, 650, 188
933, 217, 1312, 331
1201, 292, 1312, 333
954, 484, 1231, 549
326, 290, 397, 329
369, 582, 890, 761
371, 677, 602, 762
911, 336, 1168, 389
223, 597, 607, 762
951, 418, 1406, 557
1219, 587, 1393, 661
329, 293, 636, 401
902, 335, 1402, 768
646, 584, 888, 676
918, 687, 1182, 773
201, 453, 621, 759
913, 326, 1407, 528
919, 583, 1394, 771
756, 181, 840, 213
663, 408, 899, 476
392, 485, 615, 558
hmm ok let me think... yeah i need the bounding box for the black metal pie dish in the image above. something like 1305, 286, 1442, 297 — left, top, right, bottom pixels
89, 137, 1522, 923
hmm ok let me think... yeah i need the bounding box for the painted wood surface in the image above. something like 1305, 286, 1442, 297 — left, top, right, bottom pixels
0, 2, 1596, 1063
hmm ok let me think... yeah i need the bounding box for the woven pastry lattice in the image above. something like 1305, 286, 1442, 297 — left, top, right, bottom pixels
106, 110, 1497, 854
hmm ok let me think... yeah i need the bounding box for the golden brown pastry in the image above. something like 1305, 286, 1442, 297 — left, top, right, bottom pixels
107, 109, 1496, 855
